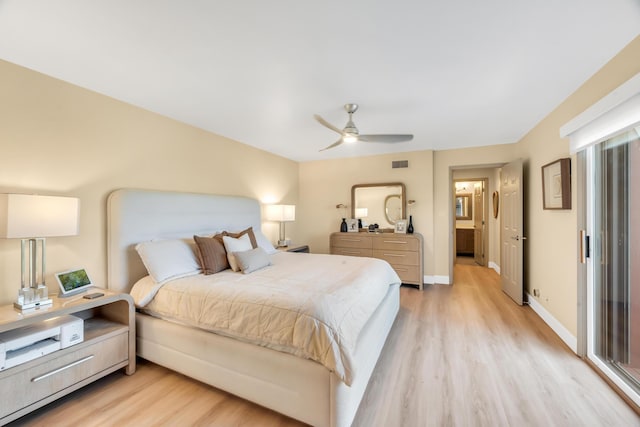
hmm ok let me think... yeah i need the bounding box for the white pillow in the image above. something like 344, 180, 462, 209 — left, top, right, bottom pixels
253, 229, 278, 255
234, 247, 272, 274
222, 233, 253, 272
135, 239, 201, 284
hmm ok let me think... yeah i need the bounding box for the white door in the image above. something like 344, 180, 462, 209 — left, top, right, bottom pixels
473, 182, 484, 266
501, 159, 524, 305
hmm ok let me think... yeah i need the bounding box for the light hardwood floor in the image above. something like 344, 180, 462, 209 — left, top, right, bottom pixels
9, 264, 640, 426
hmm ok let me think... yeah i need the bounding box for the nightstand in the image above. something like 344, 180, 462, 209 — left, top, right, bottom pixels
0, 289, 135, 425
277, 244, 310, 253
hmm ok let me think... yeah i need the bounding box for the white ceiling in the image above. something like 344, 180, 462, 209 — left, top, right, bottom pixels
1, 1, 639, 162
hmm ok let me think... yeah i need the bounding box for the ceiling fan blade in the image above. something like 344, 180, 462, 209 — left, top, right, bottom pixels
319, 138, 344, 152
358, 134, 414, 143
314, 114, 344, 135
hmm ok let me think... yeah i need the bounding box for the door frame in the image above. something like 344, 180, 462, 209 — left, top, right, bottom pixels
450, 164, 504, 281
452, 177, 488, 266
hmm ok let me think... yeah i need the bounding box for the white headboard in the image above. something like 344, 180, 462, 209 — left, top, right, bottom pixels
107, 189, 261, 293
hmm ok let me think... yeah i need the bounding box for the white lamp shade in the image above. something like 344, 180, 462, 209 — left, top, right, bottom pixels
265, 204, 295, 222
0, 194, 80, 238
355, 208, 368, 218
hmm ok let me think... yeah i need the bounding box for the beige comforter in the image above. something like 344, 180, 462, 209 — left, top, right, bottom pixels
130, 251, 400, 385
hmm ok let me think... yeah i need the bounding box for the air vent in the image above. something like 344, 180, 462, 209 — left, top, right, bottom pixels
392, 160, 408, 169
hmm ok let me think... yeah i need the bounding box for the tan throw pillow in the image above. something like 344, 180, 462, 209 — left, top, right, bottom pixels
194, 234, 230, 274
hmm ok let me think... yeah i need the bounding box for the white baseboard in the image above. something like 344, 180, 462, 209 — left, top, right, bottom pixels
526, 293, 577, 354
488, 262, 500, 274
424, 275, 451, 285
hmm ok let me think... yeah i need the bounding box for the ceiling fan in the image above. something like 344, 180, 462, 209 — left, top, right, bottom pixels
314, 104, 413, 151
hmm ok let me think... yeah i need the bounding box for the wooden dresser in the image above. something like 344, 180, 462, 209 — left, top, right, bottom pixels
330, 232, 424, 290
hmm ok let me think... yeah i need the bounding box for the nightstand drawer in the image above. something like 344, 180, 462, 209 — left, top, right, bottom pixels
390, 264, 422, 284
330, 234, 372, 249
0, 333, 128, 418
373, 249, 420, 266
373, 237, 419, 251
331, 247, 373, 257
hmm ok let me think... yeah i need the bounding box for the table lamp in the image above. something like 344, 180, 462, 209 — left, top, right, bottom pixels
0, 194, 80, 310
355, 207, 368, 229
265, 204, 295, 247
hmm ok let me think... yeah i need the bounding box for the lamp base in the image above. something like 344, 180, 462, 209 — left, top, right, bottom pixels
278, 239, 291, 247
14, 299, 53, 311
15, 285, 53, 311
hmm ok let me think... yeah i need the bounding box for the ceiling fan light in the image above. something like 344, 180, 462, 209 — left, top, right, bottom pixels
343, 135, 358, 143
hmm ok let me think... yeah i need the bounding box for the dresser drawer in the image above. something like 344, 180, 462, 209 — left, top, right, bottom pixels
331, 247, 373, 257
390, 264, 422, 284
330, 234, 372, 249
373, 249, 420, 266
372, 236, 419, 251
0, 333, 128, 418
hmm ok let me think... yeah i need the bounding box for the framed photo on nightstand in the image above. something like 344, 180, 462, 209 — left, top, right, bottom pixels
394, 219, 407, 234
346, 218, 358, 232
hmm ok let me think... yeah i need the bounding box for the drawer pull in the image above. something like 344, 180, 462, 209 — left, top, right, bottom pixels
395, 267, 408, 272
340, 239, 362, 242
384, 253, 406, 257
31, 355, 94, 383
383, 240, 408, 244
342, 250, 362, 255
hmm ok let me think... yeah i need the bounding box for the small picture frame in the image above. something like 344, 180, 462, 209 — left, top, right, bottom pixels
542, 158, 571, 210
346, 218, 359, 232
394, 219, 407, 234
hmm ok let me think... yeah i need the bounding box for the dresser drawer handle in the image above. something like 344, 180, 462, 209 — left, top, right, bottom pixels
31, 355, 94, 383
340, 239, 362, 242
384, 253, 406, 257
395, 267, 408, 272
342, 250, 362, 255
383, 240, 408, 244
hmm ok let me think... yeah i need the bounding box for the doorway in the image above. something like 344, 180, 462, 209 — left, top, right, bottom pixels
453, 179, 486, 266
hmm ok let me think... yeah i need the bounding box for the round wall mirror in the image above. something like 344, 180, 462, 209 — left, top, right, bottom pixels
384, 194, 402, 225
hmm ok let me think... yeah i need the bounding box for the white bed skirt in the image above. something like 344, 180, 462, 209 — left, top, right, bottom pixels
136, 283, 400, 427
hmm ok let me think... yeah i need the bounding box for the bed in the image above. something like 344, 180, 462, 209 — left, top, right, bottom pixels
106, 189, 400, 427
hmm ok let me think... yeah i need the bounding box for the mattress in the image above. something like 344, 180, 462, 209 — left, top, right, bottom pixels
130, 251, 401, 385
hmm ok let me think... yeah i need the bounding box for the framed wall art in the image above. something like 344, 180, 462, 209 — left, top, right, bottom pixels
542, 158, 571, 210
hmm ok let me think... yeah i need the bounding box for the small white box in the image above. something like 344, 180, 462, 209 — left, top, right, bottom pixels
57, 316, 84, 348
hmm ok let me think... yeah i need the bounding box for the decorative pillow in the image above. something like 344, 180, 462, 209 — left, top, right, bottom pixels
223, 226, 258, 248
222, 234, 253, 272
193, 234, 229, 274
135, 239, 201, 284
234, 247, 272, 274
253, 229, 278, 255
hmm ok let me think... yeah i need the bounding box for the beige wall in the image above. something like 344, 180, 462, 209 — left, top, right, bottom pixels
298, 151, 435, 279
0, 60, 299, 305
517, 35, 640, 336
